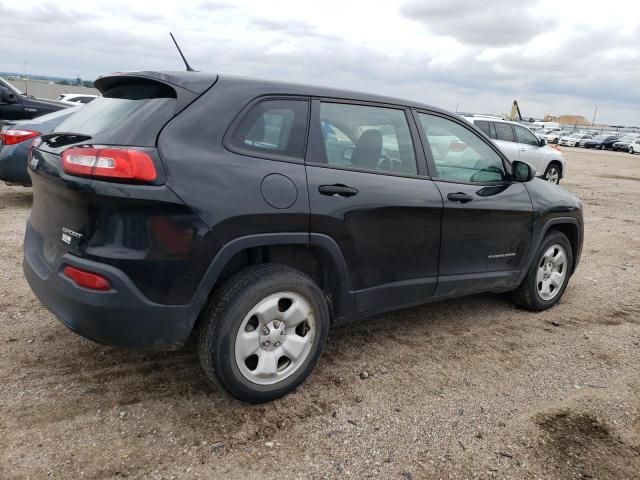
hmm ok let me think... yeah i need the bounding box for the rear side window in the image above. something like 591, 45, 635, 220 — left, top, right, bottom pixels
474, 120, 496, 139
316, 102, 417, 175
494, 122, 516, 142
228, 99, 308, 161
54, 82, 177, 146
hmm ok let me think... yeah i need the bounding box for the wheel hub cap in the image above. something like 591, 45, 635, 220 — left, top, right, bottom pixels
234, 291, 316, 386
536, 244, 568, 301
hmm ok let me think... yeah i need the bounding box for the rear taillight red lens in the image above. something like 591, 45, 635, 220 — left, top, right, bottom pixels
1, 129, 41, 145
61, 147, 157, 182
63, 266, 111, 291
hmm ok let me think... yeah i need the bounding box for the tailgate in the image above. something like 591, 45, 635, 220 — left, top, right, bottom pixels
29, 148, 92, 267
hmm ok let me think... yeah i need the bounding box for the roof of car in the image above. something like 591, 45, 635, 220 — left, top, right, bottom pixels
464, 115, 525, 127
95, 70, 454, 116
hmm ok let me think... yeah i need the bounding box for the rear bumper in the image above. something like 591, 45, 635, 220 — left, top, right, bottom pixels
23, 221, 197, 350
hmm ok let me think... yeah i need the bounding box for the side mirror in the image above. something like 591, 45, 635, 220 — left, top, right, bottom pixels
539, 138, 546, 147
0, 86, 17, 104
512, 160, 536, 182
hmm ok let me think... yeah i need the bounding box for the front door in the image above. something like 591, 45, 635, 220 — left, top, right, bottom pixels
415, 111, 533, 297
306, 100, 443, 314
514, 124, 546, 173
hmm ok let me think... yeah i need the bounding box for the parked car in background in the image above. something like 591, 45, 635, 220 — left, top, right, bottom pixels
1, 77, 70, 121
55, 93, 97, 105
559, 134, 592, 147
628, 139, 640, 154
0, 107, 81, 185
543, 129, 563, 144
23, 70, 584, 403
612, 135, 639, 151
583, 135, 619, 149
465, 117, 567, 184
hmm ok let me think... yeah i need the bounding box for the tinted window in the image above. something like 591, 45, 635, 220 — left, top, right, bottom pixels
419, 113, 506, 183
229, 99, 308, 160
515, 125, 539, 146
318, 102, 417, 174
474, 120, 494, 138
494, 122, 515, 142
55, 82, 177, 147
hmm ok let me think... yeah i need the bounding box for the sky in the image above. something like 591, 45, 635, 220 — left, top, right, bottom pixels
1, 0, 639, 125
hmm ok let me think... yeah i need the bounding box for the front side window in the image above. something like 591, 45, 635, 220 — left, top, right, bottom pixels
515, 125, 540, 146
494, 122, 516, 142
418, 113, 506, 183
317, 102, 417, 175
228, 99, 308, 160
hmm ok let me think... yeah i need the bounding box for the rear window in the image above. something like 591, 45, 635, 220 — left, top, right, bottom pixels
54, 83, 177, 147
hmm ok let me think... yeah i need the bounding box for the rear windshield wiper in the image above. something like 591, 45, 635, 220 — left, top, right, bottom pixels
40, 132, 93, 148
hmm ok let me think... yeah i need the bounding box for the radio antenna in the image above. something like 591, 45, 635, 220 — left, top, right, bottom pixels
170, 32, 195, 72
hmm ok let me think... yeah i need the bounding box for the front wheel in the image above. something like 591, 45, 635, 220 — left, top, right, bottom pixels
629, 147, 635, 154
197, 264, 330, 403
543, 163, 561, 184
512, 231, 573, 311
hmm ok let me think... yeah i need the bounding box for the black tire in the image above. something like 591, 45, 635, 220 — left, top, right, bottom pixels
543, 163, 561, 185
197, 264, 330, 403
512, 231, 573, 311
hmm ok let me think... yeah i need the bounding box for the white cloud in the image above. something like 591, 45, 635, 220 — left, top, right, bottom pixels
1, 0, 638, 125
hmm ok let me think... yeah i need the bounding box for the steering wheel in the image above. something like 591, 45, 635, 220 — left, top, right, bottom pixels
376, 155, 393, 172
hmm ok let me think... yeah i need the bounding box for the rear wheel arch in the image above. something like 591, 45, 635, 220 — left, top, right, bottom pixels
194, 234, 353, 326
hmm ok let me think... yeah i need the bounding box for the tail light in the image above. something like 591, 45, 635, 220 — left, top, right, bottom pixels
62, 147, 157, 182
63, 266, 111, 291
1, 129, 41, 145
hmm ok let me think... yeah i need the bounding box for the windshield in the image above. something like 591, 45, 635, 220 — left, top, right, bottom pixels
0, 77, 24, 95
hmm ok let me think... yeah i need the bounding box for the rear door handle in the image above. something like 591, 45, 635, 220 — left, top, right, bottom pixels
447, 192, 473, 203
318, 184, 359, 197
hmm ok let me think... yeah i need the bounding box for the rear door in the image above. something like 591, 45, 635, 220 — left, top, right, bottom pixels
492, 121, 521, 162
415, 111, 533, 297
305, 100, 442, 314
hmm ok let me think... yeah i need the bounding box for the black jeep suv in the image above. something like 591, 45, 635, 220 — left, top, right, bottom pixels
23, 71, 583, 402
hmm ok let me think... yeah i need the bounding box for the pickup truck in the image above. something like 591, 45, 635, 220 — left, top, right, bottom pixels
0, 77, 69, 121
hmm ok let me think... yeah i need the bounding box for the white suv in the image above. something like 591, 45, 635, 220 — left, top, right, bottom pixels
464, 117, 567, 185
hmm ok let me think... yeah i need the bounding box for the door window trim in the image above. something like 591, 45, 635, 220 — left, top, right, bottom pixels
413, 109, 514, 186
305, 98, 430, 179
222, 95, 311, 164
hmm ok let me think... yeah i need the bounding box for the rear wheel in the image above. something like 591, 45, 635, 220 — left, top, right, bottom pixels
543, 163, 561, 184
512, 231, 573, 311
197, 264, 329, 403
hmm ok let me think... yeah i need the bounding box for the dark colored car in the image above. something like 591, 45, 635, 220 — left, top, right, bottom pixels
612, 136, 639, 152
23, 71, 584, 403
0, 107, 81, 185
0, 77, 70, 121
583, 135, 619, 149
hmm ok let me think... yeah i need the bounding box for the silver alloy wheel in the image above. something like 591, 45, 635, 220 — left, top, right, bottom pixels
234, 291, 316, 385
545, 166, 560, 184
536, 244, 568, 301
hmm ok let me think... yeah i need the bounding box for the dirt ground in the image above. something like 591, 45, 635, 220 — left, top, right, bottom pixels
1, 148, 639, 479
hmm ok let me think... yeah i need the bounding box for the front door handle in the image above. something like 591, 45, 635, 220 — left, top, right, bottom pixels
318, 184, 359, 197
447, 192, 473, 203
